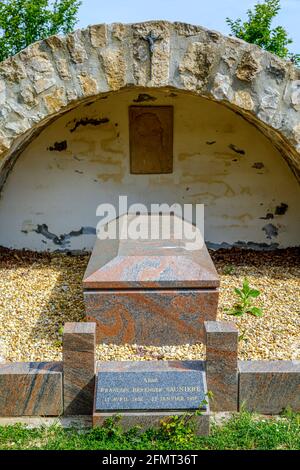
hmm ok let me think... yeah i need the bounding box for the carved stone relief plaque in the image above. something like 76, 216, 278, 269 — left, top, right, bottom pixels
129, 106, 173, 174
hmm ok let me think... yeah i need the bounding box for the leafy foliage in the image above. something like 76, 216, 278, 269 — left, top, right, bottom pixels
0, 0, 81, 62
159, 394, 211, 446
225, 278, 263, 317
223, 264, 235, 275
0, 411, 299, 450
226, 0, 299, 65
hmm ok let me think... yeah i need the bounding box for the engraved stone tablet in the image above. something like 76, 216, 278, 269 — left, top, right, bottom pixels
129, 106, 173, 174
95, 361, 207, 412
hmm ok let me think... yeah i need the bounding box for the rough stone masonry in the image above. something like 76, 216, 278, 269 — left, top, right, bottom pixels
0, 20, 299, 194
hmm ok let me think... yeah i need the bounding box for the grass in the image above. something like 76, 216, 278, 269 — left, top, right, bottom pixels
0, 411, 299, 450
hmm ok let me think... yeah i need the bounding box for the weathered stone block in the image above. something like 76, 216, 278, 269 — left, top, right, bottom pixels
0, 362, 62, 416
93, 411, 210, 435
204, 321, 238, 411
63, 322, 96, 415
239, 360, 300, 414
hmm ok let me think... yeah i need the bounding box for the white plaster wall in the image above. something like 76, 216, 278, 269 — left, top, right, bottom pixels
0, 88, 299, 252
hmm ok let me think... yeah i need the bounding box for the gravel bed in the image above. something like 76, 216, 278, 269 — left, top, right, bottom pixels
0, 247, 299, 362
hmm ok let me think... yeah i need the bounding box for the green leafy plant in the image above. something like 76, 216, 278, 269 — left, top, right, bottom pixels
0, 0, 81, 62
102, 415, 124, 439
225, 278, 263, 317
238, 330, 248, 342
159, 393, 212, 446
57, 325, 64, 337
223, 264, 235, 275
53, 324, 64, 347
226, 0, 299, 66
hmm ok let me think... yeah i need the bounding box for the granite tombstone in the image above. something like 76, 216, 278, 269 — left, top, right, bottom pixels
83, 213, 219, 345
95, 363, 207, 412
93, 361, 210, 434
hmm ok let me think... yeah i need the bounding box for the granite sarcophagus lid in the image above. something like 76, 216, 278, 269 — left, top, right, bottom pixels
83, 214, 219, 345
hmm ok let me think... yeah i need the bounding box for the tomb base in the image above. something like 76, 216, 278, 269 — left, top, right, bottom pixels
93, 411, 210, 435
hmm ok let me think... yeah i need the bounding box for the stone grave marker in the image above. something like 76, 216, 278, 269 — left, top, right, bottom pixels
93, 361, 210, 434
83, 213, 219, 345
82, 213, 219, 434
95, 362, 207, 412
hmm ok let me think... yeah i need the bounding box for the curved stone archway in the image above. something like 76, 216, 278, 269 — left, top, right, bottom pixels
0, 20, 300, 192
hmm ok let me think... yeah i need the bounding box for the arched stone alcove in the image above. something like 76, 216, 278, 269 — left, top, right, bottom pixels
0, 21, 299, 251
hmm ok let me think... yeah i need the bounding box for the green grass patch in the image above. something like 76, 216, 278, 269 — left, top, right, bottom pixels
0, 411, 299, 450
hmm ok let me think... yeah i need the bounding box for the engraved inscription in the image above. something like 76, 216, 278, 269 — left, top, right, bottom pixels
95, 370, 206, 412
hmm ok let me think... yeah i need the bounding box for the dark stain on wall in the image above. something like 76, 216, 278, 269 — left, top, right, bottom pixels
84, 96, 108, 107
275, 203, 288, 215
69, 117, 109, 133
207, 241, 280, 251
228, 144, 245, 155
48, 141, 68, 152
206, 141, 216, 145
133, 94, 157, 103
260, 213, 274, 220
22, 224, 96, 247
259, 202, 288, 221
262, 223, 279, 239
252, 162, 264, 169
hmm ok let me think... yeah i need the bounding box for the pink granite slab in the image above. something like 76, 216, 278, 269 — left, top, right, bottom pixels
83, 215, 219, 290
239, 360, 300, 414
204, 321, 239, 411
0, 362, 62, 417
85, 289, 219, 345
63, 323, 96, 415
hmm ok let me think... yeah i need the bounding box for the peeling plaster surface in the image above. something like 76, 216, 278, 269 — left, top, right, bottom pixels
0, 88, 299, 252
0, 21, 300, 186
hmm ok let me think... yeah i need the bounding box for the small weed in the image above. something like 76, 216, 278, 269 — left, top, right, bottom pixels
238, 330, 248, 342
53, 325, 64, 347
225, 278, 263, 317
223, 264, 235, 275
57, 325, 64, 337
159, 395, 211, 447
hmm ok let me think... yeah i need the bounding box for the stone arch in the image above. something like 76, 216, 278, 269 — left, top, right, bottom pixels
0, 20, 300, 191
